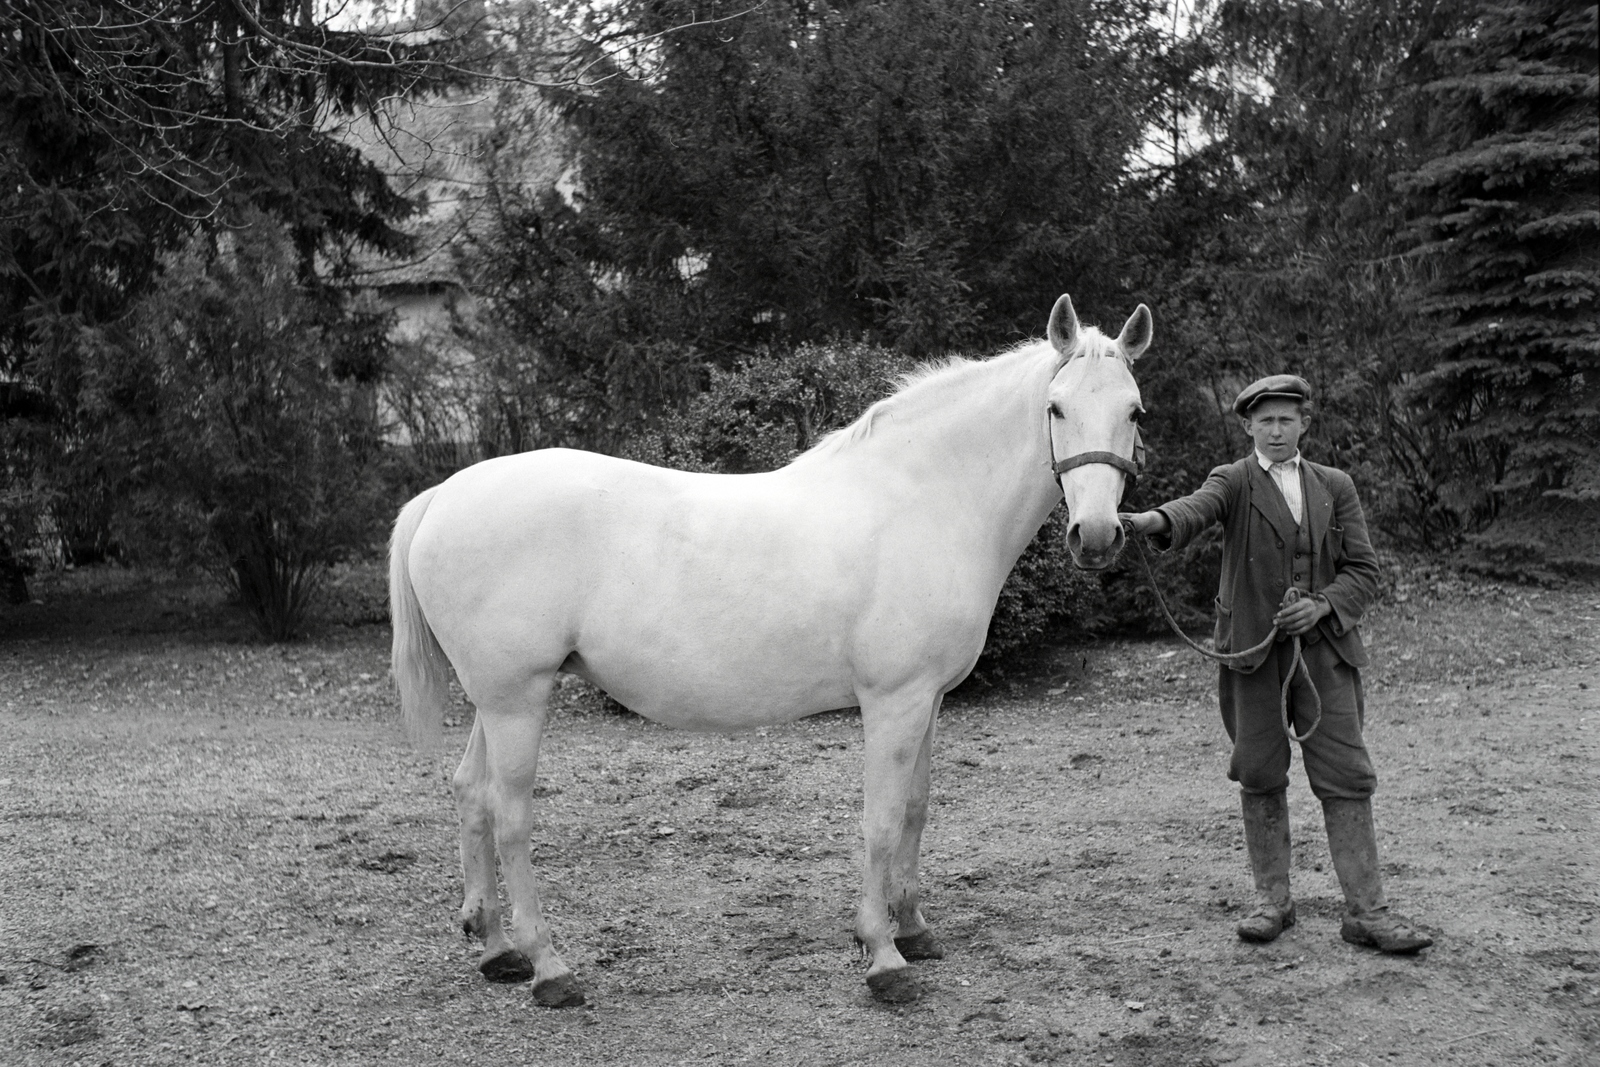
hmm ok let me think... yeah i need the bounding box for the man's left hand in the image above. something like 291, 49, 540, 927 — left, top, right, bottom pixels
1274, 595, 1328, 637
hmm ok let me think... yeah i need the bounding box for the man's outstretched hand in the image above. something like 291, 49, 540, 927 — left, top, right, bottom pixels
1119, 511, 1170, 537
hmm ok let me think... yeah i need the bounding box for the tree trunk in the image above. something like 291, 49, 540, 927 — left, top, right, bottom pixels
0, 539, 31, 605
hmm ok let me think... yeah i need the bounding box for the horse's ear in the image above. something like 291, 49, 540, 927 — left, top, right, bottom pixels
1116, 304, 1153, 362
1047, 294, 1080, 360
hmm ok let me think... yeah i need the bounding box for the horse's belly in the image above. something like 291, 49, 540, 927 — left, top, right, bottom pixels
572, 592, 861, 728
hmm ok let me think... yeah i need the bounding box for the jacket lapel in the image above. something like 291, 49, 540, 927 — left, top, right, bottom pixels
1303, 462, 1333, 551
1247, 459, 1299, 545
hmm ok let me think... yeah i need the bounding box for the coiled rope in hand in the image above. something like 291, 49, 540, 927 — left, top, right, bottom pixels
1122, 527, 1321, 743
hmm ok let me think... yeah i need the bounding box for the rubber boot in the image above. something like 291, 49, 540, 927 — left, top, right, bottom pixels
1236, 790, 1295, 943
1323, 798, 1433, 954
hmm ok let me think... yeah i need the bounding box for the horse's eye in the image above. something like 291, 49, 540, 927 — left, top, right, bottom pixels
1130, 408, 1145, 424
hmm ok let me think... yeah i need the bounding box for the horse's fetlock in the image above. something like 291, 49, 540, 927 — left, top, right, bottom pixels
460, 908, 488, 940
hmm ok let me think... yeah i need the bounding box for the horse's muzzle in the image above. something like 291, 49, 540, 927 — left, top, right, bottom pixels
1065, 516, 1126, 571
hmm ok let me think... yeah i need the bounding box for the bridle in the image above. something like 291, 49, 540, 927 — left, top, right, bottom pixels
1046, 406, 1146, 505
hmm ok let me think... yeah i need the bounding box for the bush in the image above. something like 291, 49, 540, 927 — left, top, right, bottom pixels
630, 341, 913, 473
95, 216, 394, 639
627, 341, 1110, 668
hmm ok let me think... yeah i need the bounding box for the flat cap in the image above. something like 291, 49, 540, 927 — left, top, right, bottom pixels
1234, 374, 1313, 416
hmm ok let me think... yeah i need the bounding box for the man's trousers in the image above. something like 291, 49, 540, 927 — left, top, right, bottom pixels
1218, 636, 1377, 800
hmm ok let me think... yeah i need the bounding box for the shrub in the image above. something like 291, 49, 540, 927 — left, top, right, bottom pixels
630, 341, 913, 473
97, 217, 393, 639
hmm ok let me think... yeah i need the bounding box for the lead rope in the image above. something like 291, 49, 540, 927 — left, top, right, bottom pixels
1122, 527, 1322, 743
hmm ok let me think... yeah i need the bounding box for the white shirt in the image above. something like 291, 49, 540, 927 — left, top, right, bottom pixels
1256, 449, 1303, 525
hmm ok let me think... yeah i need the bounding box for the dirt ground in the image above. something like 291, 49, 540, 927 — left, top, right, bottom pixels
1, 564, 1596, 1066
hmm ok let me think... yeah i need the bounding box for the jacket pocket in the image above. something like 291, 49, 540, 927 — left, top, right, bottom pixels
1327, 522, 1345, 558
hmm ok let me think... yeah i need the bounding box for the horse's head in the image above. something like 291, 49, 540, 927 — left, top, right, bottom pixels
1044, 295, 1152, 571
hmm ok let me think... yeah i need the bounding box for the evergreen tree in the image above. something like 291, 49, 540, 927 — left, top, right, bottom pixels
1399, 0, 1599, 529
1, 2, 482, 364
0, 1, 480, 594
1175, 0, 1471, 546
470, 1, 1170, 428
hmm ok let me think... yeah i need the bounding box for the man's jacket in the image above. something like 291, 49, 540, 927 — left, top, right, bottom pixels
1154, 456, 1381, 671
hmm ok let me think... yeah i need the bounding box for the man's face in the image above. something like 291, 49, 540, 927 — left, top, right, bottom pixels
1242, 398, 1308, 463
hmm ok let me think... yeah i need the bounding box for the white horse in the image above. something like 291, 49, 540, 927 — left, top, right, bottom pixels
389, 295, 1151, 1005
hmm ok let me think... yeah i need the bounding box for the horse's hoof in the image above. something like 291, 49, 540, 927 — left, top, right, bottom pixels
866, 967, 921, 1004
533, 973, 587, 1008
894, 931, 946, 961
478, 948, 535, 983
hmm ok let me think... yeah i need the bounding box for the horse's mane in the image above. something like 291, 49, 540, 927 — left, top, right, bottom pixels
801, 327, 1126, 460
801, 354, 1003, 459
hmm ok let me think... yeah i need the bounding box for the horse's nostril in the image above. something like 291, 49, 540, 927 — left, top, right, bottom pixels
1065, 524, 1082, 553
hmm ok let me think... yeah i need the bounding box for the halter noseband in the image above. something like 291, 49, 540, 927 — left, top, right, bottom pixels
1047, 408, 1146, 504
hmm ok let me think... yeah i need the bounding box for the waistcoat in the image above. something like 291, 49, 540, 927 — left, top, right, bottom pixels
1291, 509, 1313, 593
1290, 469, 1318, 643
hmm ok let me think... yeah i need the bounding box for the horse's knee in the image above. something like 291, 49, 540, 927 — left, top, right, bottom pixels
455, 783, 495, 848
455, 782, 490, 819
453, 766, 494, 827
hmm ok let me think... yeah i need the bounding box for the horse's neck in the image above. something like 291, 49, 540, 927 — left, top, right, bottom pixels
852, 347, 1061, 557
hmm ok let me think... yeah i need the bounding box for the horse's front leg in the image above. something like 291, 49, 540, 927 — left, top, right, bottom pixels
856, 687, 940, 1003
888, 698, 944, 961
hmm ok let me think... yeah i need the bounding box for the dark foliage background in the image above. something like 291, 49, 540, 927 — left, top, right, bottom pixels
457, 0, 1177, 454
95, 216, 395, 639
2, 0, 1594, 642
1397, 0, 1599, 569
0, 0, 479, 627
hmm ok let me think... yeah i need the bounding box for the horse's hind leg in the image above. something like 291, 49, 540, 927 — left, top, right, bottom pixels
889, 700, 944, 961
476, 672, 585, 1007
855, 687, 940, 1003
453, 719, 525, 976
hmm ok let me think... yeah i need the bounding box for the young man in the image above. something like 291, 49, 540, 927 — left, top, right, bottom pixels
1122, 374, 1432, 954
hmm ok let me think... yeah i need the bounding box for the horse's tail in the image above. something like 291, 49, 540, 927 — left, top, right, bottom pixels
389, 486, 450, 749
